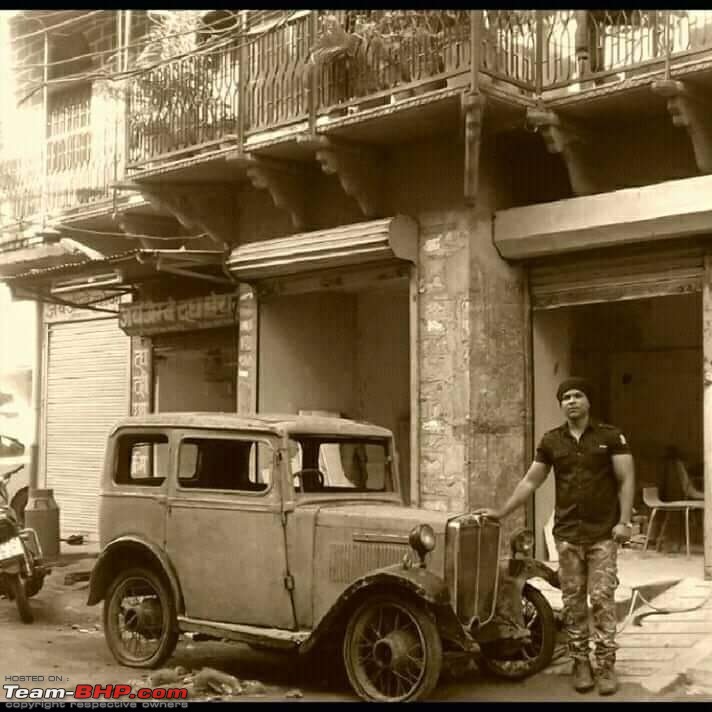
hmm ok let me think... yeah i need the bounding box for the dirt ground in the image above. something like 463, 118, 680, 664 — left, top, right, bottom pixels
0, 558, 708, 704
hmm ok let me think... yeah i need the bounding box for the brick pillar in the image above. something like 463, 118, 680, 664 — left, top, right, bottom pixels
417, 207, 528, 541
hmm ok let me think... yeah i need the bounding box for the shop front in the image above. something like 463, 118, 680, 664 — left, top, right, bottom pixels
227, 216, 419, 502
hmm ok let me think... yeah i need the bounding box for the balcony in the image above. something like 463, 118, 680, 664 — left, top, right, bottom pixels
5, 9, 712, 227
0, 82, 124, 238
123, 9, 712, 169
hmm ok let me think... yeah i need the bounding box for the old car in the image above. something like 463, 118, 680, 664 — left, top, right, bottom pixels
87, 413, 556, 702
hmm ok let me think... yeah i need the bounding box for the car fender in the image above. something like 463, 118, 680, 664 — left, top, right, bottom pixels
87, 535, 184, 613
300, 564, 473, 655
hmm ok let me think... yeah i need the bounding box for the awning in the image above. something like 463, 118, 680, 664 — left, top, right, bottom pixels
5, 248, 230, 310
227, 216, 418, 281
494, 173, 712, 260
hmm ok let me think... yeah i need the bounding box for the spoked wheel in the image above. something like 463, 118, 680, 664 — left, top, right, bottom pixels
480, 584, 556, 680
343, 594, 442, 702
103, 567, 178, 668
10, 574, 33, 624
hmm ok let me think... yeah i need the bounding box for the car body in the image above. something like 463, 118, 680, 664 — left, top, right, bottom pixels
88, 413, 550, 702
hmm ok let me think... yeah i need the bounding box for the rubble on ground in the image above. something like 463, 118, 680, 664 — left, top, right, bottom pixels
128, 666, 275, 701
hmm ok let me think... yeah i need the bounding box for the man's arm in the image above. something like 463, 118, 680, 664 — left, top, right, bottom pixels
611, 452, 635, 543
475, 461, 550, 520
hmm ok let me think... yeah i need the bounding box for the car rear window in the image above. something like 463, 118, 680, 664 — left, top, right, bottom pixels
114, 433, 169, 486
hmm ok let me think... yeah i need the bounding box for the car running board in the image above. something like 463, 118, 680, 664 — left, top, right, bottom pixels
177, 615, 310, 651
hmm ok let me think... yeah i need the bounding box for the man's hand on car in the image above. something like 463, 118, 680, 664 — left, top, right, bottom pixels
473, 508, 502, 520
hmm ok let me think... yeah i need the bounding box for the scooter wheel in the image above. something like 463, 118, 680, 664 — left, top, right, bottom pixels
10, 574, 33, 624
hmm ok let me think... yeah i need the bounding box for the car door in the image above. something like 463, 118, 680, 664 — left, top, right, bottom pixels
165, 429, 295, 629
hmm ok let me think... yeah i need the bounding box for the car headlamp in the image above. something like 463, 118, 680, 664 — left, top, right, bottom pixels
509, 528, 534, 557
409, 523, 436, 566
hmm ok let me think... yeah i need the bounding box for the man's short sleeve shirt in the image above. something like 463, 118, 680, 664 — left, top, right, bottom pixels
534, 420, 631, 544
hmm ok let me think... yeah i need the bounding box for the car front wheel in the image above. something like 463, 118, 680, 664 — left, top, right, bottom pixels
479, 583, 556, 680
343, 594, 443, 702
103, 567, 178, 668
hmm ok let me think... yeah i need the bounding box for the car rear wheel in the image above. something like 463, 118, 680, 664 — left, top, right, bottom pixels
479, 584, 556, 680
103, 567, 178, 668
343, 594, 442, 702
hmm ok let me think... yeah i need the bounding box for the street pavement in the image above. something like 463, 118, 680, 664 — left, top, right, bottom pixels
2, 547, 712, 702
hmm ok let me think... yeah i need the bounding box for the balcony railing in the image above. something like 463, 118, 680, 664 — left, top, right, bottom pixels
6, 9, 712, 227
125, 10, 712, 167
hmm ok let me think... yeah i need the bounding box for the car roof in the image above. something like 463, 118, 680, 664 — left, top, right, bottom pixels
111, 413, 393, 438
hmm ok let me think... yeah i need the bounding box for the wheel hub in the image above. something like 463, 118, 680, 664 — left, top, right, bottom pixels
373, 629, 419, 671
123, 599, 162, 637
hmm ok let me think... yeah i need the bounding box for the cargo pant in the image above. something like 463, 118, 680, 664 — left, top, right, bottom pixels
555, 538, 618, 669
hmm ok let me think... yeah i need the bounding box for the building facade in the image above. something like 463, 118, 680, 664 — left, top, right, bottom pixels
1, 10, 711, 570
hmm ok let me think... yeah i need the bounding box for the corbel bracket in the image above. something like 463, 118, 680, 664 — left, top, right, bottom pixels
310, 136, 385, 218
133, 184, 236, 249
241, 155, 309, 230
526, 107, 600, 196
462, 92, 485, 206
116, 213, 190, 250
653, 79, 712, 174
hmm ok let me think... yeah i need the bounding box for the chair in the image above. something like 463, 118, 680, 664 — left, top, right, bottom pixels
642, 486, 704, 558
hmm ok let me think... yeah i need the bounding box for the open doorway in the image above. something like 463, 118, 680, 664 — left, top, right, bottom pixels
258, 277, 412, 501
533, 293, 702, 558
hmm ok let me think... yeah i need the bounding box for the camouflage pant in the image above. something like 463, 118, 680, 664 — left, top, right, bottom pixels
555, 538, 618, 668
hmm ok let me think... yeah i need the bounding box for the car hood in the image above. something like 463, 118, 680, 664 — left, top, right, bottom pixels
314, 502, 453, 536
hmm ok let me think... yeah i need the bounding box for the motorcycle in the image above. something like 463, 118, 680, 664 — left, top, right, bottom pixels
475, 527, 561, 679
0, 464, 50, 623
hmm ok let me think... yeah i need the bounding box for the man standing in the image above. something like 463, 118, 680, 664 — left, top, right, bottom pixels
477, 377, 635, 696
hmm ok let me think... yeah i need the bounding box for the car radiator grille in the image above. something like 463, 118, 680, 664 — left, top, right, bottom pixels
447, 515, 501, 626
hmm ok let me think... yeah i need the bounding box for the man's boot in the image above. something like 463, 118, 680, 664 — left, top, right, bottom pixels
572, 658, 595, 692
597, 665, 618, 696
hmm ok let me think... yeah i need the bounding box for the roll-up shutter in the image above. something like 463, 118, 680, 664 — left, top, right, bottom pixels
529, 242, 705, 310
45, 318, 129, 539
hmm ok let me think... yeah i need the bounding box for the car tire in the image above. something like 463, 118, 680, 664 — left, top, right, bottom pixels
479, 583, 556, 680
103, 567, 178, 669
343, 593, 442, 702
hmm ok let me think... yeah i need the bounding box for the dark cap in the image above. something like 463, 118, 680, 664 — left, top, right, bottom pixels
556, 377, 593, 404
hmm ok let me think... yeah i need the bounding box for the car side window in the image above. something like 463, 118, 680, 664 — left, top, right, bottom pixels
115, 433, 169, 486
178, 437, 271, 493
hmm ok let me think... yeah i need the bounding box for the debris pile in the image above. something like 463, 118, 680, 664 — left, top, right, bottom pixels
128, 666, 294, 701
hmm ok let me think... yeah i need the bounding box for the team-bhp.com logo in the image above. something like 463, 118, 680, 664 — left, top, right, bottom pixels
3, 684, 188, 701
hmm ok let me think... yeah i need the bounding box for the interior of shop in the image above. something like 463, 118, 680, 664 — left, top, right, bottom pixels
258, 279, 411, 500
533, 292, 703, 558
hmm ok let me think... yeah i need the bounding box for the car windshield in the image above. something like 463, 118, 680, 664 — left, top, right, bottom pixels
287, 435, 394, 495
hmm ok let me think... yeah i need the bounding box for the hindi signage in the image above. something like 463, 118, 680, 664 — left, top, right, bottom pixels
119, 293, 240, 335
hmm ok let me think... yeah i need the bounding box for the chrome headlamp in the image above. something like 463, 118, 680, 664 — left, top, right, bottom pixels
408, 523, 436, 567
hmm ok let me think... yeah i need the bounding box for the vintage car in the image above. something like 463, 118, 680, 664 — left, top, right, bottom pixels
87, 414, 556, 702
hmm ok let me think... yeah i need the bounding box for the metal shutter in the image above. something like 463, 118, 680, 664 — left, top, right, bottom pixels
529, 242, 705, 310
44, 318, 129, 539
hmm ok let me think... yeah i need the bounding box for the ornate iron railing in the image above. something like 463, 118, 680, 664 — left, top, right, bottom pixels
8, 9, 712, 216
317, 10, 472, 111
245, 11, 311, 133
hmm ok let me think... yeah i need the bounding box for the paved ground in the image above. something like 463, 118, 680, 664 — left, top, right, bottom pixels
1, 549, 712, 703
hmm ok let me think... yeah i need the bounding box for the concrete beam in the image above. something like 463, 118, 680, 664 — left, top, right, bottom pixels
494, 173, 712, 260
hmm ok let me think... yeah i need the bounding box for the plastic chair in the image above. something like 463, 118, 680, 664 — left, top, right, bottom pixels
642, 486, 704, 557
